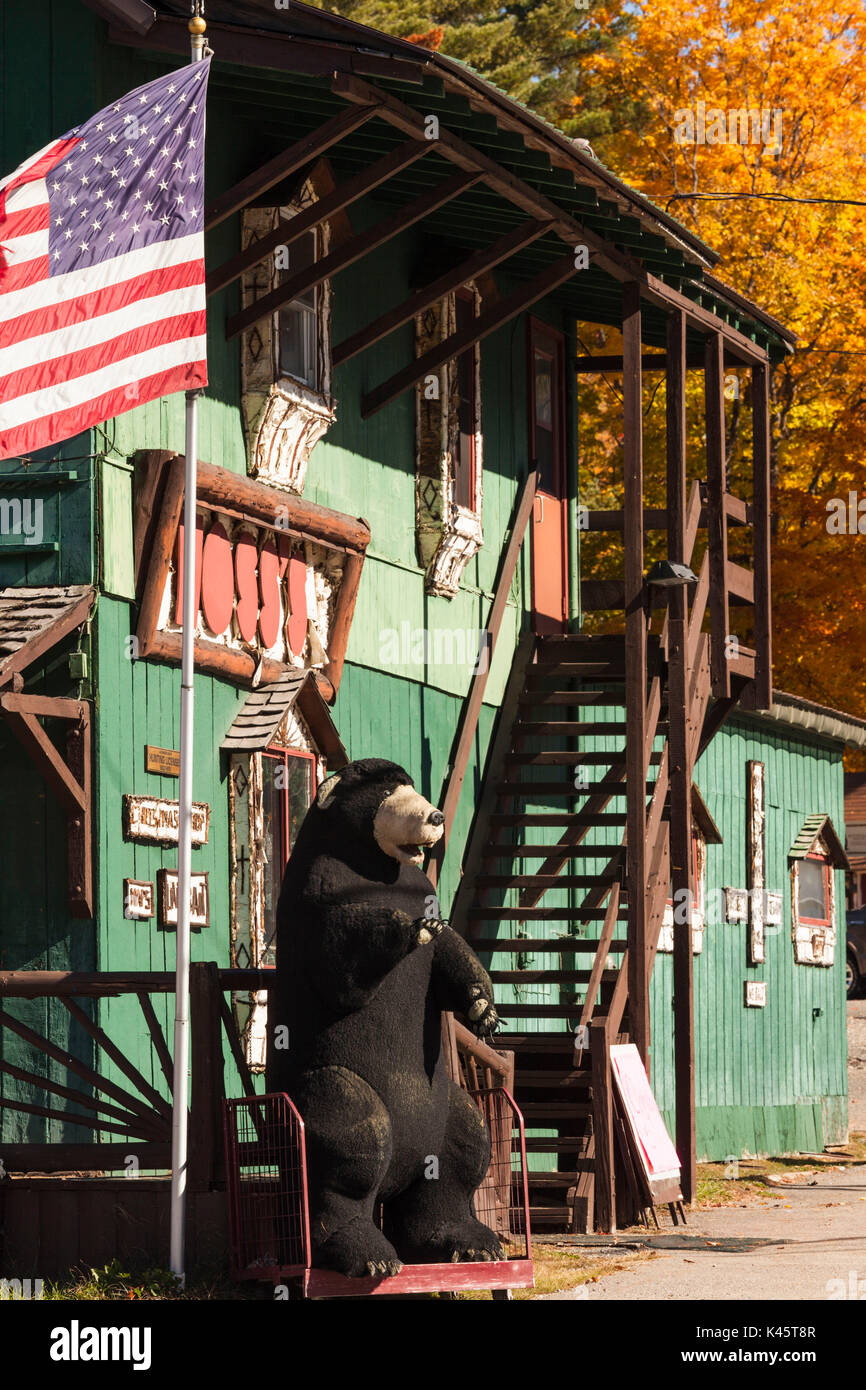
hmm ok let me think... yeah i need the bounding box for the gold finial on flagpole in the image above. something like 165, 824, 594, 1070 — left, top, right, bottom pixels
189, 1, 207, 61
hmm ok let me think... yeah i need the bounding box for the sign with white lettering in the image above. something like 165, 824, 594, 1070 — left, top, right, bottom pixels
123, 879, 154, 920
123, 794, 210, 846
157, 869, 210, 929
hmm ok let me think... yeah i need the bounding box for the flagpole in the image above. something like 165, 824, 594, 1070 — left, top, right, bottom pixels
170, 0, 208, 1285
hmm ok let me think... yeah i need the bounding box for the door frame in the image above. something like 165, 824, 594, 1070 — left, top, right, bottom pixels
527, 315, 569, 632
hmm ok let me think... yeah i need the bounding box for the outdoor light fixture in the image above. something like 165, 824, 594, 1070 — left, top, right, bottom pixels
645, 559, 699, 587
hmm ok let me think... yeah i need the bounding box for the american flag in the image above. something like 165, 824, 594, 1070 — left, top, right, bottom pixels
0, 60, 211, 461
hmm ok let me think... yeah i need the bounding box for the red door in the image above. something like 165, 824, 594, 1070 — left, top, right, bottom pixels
528, 319, 568, 633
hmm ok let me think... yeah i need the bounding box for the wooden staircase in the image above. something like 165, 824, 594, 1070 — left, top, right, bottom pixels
453, 632, 665, 1230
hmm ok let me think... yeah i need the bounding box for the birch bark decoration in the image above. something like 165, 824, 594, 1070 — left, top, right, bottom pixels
747, 760, 767, 965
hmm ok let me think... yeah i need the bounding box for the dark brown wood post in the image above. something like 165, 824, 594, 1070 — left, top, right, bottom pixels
591, 1015, 616, 1233
188, 962, 226, 1192
704, 333, 731, 698
623, 282, 650, 1064
666, 310, 696, 1204
751, 362, 773, 710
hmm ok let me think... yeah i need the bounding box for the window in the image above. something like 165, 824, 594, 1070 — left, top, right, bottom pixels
415, 284, 484, 596
260, 747, 317, 966
276, 228, 319, 391
453, 289, 478, 511
230, 742, 319, 1067
798, 853, 831, 926
790, 824, 842, 967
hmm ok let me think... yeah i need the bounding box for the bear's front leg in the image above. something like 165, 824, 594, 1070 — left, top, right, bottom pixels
311, 903, 441, 1011
429, 925, 499, 1037
295, 1065, 404, 1278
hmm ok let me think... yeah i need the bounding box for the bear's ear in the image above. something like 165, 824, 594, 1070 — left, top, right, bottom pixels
316, 773, 341, 809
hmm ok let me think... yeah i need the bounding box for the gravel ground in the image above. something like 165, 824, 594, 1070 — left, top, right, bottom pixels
537, 1001, 866, 1301
847, 998, 866, 1132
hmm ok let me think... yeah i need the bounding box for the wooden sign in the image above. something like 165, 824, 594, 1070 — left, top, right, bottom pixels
145, 745, 181, 777
123, 879, 154, 920
725, 886, 749, 923
123, 794, 210, 846
744, 980, 767, 1007
610, 1043, 682, 1203
157, 869, 210, 929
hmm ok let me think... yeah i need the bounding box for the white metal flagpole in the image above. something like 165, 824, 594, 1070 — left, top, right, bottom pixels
170, 0, 209, 1285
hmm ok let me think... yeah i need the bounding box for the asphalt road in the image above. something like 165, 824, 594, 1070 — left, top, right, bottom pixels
539, 1001, 866, 1301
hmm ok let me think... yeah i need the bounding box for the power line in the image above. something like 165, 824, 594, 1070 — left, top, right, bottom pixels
666, 191, 866, 210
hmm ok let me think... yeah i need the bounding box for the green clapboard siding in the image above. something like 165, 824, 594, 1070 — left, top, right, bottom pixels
650, 714, 848, 1160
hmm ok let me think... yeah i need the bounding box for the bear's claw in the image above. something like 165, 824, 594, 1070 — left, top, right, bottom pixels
366, 1259, 404, 1278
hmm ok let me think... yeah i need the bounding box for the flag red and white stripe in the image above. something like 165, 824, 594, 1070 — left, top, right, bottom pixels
0, 61, 210, 460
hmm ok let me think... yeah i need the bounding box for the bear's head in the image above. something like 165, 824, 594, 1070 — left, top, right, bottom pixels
315, 758, 444, 868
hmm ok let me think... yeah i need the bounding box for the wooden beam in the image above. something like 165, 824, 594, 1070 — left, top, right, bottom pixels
666, 308, 696, 1206
623, 282, 650, 1066
751, 361, 773, 708
66, 707, 93, 918
362, 252, 576, 417
705, 333, 731, 697
226, 169, 481, 341
1, 704, 85, 813
333, 74, 771, 365
576, 351, 745, 373
591, 1015, 616, 1233
206, 140, 432, 297
204, 102, 381, 231
333, 218, 553, 367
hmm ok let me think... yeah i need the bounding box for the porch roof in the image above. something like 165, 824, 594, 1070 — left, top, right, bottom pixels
0, 585, 95, 688
94, 0, 797, 363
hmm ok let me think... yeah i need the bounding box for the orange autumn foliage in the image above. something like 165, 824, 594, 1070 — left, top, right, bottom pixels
574, 0, 866, 722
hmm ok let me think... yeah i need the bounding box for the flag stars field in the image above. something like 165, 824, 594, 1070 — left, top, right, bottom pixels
0, 59, 210, 459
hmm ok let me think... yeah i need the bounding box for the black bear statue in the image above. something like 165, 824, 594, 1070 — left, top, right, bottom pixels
267, 757, 503, 1278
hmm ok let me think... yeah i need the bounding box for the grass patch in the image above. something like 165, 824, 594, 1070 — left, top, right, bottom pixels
696, 1132, 866, 1208
43, 1259, 257, 1301
455, 1244, 650, 1300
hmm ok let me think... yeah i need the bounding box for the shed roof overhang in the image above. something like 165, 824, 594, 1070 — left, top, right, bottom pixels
94, 0, 796, 369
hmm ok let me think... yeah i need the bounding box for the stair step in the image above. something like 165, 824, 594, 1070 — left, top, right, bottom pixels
524, 1137, 586, 1152
495, 781, 654, 797
490, 969, 617, 984
514, 721, 629, 736
515, 1071, 590, 1088
528, 1169, 592, 1184
473, 938, 627, 952
496, 1004, 591, 1018
528, 1206, 573, 1223
476, 874, 624, 889
529, 664, 626, 679
489, 813, 627, 826
519, 691, 628, 706
505, 751, 636, 766
469, 908, 627, 921
521, 1103, 591, 1119
506, 1032, 580, 1049
482, 844, 625, 858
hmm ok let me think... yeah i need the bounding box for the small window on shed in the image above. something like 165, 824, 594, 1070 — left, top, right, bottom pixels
789, 816, 848, 967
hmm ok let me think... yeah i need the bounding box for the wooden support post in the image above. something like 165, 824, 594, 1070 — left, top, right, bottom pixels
188, 963, 226, 1192
591, 1015, 616, 1233
623, 282, 650, 1064
751, 362, 773, 709
705, 333, 731, 698
666, 309, 696, 1204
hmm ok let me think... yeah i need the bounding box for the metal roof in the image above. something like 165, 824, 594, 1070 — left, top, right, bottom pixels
0, 586, 95, 685
94, 0, 796, 358
222, 667, 348, 766
789, 813, 849, 869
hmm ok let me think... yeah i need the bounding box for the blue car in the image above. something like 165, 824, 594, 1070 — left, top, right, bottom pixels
846, 907, 866, 998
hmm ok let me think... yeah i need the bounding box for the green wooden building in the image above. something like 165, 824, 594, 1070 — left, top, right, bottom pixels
0, 0, 854, 1246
